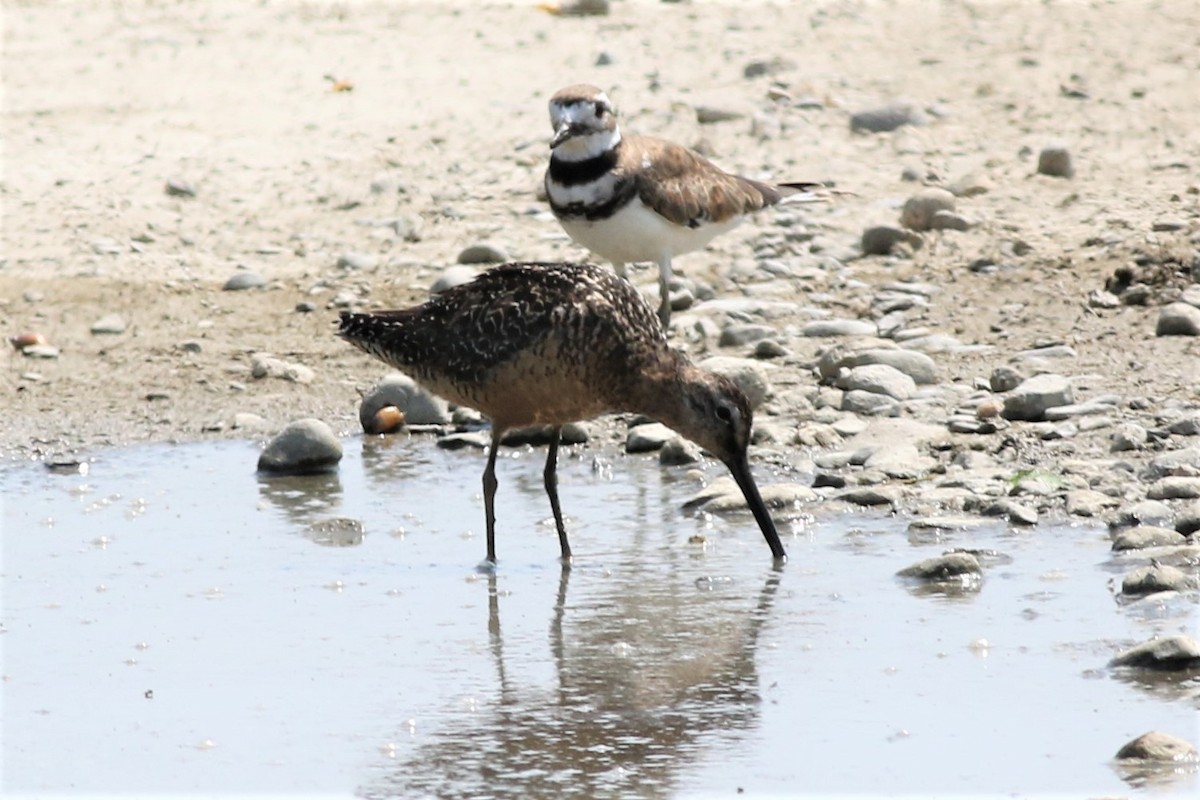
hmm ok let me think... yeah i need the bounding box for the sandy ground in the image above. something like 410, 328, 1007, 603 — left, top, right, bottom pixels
3, 0, 1199, 466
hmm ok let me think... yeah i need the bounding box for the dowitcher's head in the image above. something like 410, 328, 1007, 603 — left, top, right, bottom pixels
677, 372, 786, 560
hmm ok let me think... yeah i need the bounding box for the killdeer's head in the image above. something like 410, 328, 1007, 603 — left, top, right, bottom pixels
548, 84, 620, 160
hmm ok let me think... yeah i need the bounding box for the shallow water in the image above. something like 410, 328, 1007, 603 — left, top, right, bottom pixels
2, 436, 1196, 798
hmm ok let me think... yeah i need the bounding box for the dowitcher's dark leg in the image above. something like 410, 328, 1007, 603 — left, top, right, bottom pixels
542, 427, 572, 562
483, 428, 502, 564
656, 255, 673, 328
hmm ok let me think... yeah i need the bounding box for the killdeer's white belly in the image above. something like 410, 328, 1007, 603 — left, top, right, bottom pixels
560, 198, 743, 265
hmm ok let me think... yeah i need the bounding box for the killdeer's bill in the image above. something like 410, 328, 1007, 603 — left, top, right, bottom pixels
544, 83, 822, 327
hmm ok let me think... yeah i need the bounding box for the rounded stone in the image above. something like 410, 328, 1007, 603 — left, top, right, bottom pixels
360, 374, 451, 428
1001, 374, 1073, 421
1156, 302, 1200, 336
257, 418, 342, 474
849, 102, 925, 133
1036, 143, 1074, 178
696, 356, 772, 409
1121, 563, 1199, 595
899, 188, 957, 232
223, 271, 266, 291
658, 435, 700, 466
625, 422, 674, 454
835, 364, 917, 400
1110, 525, 1186, 551
1109, 634, 1200, 670
90, 313, 127, 335
430, 265, 479, 294
457, 242, 509, 264
1115, 731, 1199, 762
861, 225, 923, 255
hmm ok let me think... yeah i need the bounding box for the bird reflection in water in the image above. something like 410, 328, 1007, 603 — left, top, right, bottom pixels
359, 563, 783, 798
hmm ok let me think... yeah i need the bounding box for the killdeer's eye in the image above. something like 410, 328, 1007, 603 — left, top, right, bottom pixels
594, 102, 606, 118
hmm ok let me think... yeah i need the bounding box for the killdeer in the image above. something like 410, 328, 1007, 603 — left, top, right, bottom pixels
544, 83, 821, 326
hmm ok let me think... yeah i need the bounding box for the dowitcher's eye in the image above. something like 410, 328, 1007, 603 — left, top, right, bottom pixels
715, 404, 734, 424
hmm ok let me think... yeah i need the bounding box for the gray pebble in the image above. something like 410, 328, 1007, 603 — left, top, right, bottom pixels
697, 356, 772, 409
836, 364, 916, 400
695, 105, 744, 124
165, 178, 197, 198
257, 418, 342, 474
989, 366, 1025, 393
802, 319, 878, 338
1156, 302, 1200, 336
1121, 563, 1199, 595
1111, 525, 1187, 551
837, 486, 901, 507
1109, 634, 1200, 670
701, 481, 816, 512
861, 225, 923, 255
849, 102, 925, 133
625, 422, 674, 453
864, 443, 936, 479
1088, 289, 1121, 309
436, 431, 491, 450
1148, 476, 1200, 500
659, 435, 700, 466
223, 271, 266, 291
359, 373, 450, 427
897, 552, 982, 581
1114, 731, 1199, 762
337, 252, 377, 271
1002, 374, 1073, 421
457, 242, 508, 264
983, 498, 1039, 526
1177, 501, 1200, 535
90, 313, 127, 335
899, 188, 956, 232
431, 265, 479, 294
752, 339, 787, 359
594, 51, 615, 67
820, 346, 938, 386
719, 323, 775, 348
231, 412, 267, 430
743, 57, 795, 79
929, 210, 973, 232
1111, 422, 1148, 452
1065, 489, 1121, 517
1113, 499, 1175, 529
1180, 285, 1200, 308
1145, 447, 1200, 480
946, 173, 992, 197
251, 354, 315, 384
841, 390, 901, 416
1168, 414, 1200, 436
500, 423, 589, 447
1036, 143, 1074, 178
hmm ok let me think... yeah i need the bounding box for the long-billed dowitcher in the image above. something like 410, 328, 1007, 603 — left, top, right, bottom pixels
545, 83, 822, 327
338, 261, 786, 564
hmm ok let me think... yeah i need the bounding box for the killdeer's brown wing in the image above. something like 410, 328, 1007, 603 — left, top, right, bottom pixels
623, 135, 791, 228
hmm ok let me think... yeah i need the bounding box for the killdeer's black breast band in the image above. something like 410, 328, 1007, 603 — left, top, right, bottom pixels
548, 147, 619, 186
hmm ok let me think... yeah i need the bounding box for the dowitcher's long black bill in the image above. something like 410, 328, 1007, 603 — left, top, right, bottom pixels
727, 455, 787, 561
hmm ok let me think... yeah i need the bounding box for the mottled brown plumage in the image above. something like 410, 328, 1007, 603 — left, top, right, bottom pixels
338, 261, 785, 565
